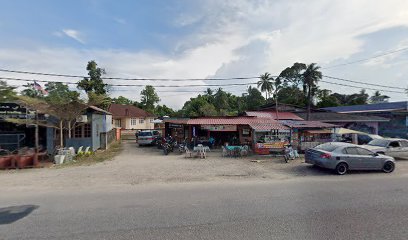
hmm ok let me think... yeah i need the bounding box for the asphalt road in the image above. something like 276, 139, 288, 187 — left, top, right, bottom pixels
1, 175, 408, 240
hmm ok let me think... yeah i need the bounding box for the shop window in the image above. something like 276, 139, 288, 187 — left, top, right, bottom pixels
131, 118, 138, 125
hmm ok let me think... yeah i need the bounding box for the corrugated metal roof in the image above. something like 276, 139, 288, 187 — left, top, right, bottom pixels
280, 120, 336, 128
249, 123, 290, 131
245, 111, 304, 120
322, 101, 408, 113
294, 112, 389, 122
187, 117, 278, 125
164, 118, 190, 124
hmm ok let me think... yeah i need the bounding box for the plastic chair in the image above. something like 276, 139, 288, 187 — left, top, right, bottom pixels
184, 146, 193, 158
77, 146, 84, 155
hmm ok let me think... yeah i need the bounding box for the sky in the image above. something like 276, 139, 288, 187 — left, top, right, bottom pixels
0, 0, 408, 109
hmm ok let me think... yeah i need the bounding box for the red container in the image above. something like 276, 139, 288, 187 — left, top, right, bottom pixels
16, 155, 34, 169
0, 156, 12, 169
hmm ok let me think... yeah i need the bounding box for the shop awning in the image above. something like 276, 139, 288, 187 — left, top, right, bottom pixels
306, 129, 333, 134
249, 123, 289, 132
337, 128, 368, 135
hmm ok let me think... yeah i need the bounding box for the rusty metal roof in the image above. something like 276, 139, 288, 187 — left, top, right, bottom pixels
249, 123, 290, 131
245, 111, 304, 120
187, 117, 278, 125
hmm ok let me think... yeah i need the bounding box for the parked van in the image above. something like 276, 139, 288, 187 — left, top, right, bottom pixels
137, 130, 161, 146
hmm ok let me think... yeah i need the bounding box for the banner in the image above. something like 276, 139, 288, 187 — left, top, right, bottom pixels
201, 125, 237, 131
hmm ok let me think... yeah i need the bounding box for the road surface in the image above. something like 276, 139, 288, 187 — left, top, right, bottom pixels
1, 174, 408, 240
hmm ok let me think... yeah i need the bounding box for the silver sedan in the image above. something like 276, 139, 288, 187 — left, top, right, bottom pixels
305, 142, 396, 175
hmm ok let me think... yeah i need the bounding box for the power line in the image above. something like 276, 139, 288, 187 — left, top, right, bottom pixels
322, 46, 408, 69
0, 68, 259, 81
323, 75, 406, 90
0, 76, 257, 88
320, 80, 406, 94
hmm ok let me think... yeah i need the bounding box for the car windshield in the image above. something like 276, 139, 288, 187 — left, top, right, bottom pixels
314, 143, 339, 152
138, 132, 152, 136
368, 139, 389, 147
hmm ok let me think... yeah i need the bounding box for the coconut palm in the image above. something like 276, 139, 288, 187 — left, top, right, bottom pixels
302, 63, 322, 120
258, 72, 274, 100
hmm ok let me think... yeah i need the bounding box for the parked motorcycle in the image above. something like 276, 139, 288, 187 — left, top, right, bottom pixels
162, 136, 177, 155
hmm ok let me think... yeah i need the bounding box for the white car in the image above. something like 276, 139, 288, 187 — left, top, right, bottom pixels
363, 138, 408, 159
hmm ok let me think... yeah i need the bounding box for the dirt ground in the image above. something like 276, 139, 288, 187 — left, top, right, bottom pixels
1, 141, 408, 191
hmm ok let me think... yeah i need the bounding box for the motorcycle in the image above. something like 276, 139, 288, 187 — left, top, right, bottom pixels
177, 139, 188, 154
162, 136, 177, 155
283, 144, 295, 163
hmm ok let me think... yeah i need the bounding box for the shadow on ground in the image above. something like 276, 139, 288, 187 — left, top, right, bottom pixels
0, 205, 39, 225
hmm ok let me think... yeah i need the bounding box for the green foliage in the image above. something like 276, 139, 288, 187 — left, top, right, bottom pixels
77, 60, 108, 95
0, 81, 17, 102
316, 89, 339, 108
111, 96, 134, 105
257, 72, 274, 99
21, 83, 45, 99
45, 82, 80, 104
155, 104, 175, 117
140, 85, 160, 113
369, 90, 390, 103
243, 86, 266, 110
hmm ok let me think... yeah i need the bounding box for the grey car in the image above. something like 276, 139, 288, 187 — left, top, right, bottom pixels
137, 130, 161, 146
305, 142, 395, 175
362, 138, 408, 159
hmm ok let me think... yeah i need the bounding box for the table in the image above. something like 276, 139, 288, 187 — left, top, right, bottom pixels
224, 146, 243, 158
193, 146, 210, 158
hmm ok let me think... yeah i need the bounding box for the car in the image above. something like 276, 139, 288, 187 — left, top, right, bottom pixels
136, 130, 161, 146
305, 142, 395, 175
340, 133, 383, 145
362, 138, 408, 159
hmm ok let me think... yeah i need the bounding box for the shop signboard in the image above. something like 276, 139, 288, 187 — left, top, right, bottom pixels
201, 124, 237, 131
169, 123, 183, 128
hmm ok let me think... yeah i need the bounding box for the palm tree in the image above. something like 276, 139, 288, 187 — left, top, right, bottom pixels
257, 72, 274, 100
302, 63, 322, 120
370, 91, 390, 103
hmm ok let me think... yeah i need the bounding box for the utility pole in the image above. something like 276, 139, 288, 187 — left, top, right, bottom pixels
34, 110, 39, 167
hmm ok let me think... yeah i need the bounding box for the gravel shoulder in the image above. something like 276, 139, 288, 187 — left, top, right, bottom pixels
1, 141, 408, 192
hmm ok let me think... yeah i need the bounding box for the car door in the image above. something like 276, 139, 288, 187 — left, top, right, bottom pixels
356, 147, 381, 170
398, 140, 408, 159
342, 147, 361, 170
387, 141, 402, 158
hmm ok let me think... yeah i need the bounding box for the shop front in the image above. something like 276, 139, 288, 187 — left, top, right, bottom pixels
249, 123, 291, 155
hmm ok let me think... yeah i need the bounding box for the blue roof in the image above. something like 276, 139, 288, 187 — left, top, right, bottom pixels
322, 101, 408, 113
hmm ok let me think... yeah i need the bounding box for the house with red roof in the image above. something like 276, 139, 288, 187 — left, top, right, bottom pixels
108, 104, 155, 130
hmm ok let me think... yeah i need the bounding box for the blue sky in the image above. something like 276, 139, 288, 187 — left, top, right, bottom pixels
1, 0, 408, 108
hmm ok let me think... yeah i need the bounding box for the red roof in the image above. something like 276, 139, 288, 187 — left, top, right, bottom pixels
245, 111, 303, 120
249, 123, 289, 131
187, 117, 279, 125
164, 119, 189, 124
108, 104, 155, 118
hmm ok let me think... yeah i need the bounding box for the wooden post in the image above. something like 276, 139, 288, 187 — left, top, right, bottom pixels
59, 120, 64, 148
33, 110, 39, 167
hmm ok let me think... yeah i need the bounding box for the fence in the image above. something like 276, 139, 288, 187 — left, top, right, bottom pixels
100, 129, 117, 149
0, 133, 26, 151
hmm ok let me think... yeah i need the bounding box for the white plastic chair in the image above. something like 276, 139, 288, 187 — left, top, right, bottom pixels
77, 146, 83, 155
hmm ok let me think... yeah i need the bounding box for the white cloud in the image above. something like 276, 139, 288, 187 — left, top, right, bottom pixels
53, 29, 85, 44
4, 0, 408, 108
113, 18, 126, 25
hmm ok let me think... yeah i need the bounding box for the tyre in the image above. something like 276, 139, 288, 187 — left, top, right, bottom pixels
335, 162, 348, 175
284, 155, 289, 163
163, 148, 169, 155
383, 161, 395, 173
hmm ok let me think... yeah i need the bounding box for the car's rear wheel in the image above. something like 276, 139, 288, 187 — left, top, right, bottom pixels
383, 161, 395, 173
335, 163, 348, 175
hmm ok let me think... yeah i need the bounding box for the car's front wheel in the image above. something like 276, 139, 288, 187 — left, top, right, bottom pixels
383, 161, 395, 173
335, 162, 348, 175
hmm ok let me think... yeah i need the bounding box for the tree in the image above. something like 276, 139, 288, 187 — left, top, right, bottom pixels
198, 103, 218, 116
257, 72, 274, 99
45, 82, 80, 104
302, 63, 322, 120
316, 89, 339, 108
369, 91, 390, 104
111, 96, 134, 105
21, 83, 45, 98
77, 60, 108, 95
140, 85, 160, 113
0, 81, 16, 102
245, 86, 265, 110
214, 88, 230, 113
155, 104, 175, 117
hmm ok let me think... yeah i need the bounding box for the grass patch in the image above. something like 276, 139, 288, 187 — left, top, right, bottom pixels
58, 141, 123, 168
